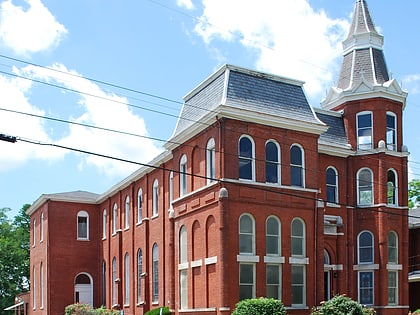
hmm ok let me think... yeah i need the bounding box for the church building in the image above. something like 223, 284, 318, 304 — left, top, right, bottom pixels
26, 1, 411, 314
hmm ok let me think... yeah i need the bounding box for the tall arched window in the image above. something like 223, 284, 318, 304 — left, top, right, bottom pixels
386, 112, 397, 151
388, 231, 398, 264
152, 179, 159, 216
77, 211, 89, 240
125, 196, 130, 229
290, 145, 304, 187
326, 167, 338, 204
239, 214, 255, 255
206, 138, 216, 184
102, 261, 106, 306
112, 257, 117, 306
33, 265, 36, 309
266, 216, 280, 256
137, 188, 143, 224
40, 212, 44, 243
179, 226, 188, 309
137, 249, 143, 304
40, 262, 44, 308
102, 209, 107, 239
180, 155, 187, 197
124, 253, 130, 306
112, 203, 118, 234
169, 172, 174, 208
33, 219, 36, 246
152, 243, 159, 302
387, 170, 397, 205
357, 168, 373, 205
357, 112, 373, 150
291, 218, 305, 257
358, 231, 373, 264
238, 136, 255, 181
388, 231, 398, 305
266, 141, 280, 184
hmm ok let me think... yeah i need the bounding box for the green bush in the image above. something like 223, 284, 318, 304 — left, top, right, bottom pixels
144, 306, 171, 315
65, 304, 120, 315
412, 310, 420, 314
231, 297, 286, 315
310, 295, 375, 315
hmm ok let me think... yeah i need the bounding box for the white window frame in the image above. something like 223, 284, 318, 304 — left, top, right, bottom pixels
40, 212, 44, 243
112, 203, 118, 234
169, 172, 174, 209
388, 270, 398, 305
238, 135, 255, 181
137, 188, 143, 224
326, 166, 338, 204
206, 138, 216, 184
102, 209, 107, 239
239, 213, 255, 255
137, 249, 143, 304
387, 169, 398, 206
112, 257, 117, 306
152, 243, 159, 303
291, 218, 306, 257
358, 231, 374, 264
152, 179, 159, 217
239, 263, 255, 301
357, 168, 374, 206
388, 231, 398, 264
77, 210, 89, 240
40, 262, 44, 309
265, 140, 281, 184
266, 264, 281, 300
357, 111, 373, 150
266, 216, 281, 256
291, 265, 306, 307
290, 144, 305, 187
124, 253, 130, 306
125, 196, 130, 229
386, 112, 397, 151
358, 271, 374, 305
33, 219, 36, 247
180, 155, 187, 197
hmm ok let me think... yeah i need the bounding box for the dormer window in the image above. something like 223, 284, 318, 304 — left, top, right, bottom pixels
357, 112, 373, 150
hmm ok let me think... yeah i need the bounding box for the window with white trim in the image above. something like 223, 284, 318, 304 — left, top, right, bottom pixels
266, 216, 280, 256
239, 214, 255, 255
387, 170, 397, 205
357, 112, 373, 150
125, 196, 130, 229
291, 218, 305, 257
152, 179, 159, 217
180, 155, 187, 197
77, 211, 89, 240
33, 219, 36, 246
238, 136, 255, 181
266, 140, 280, 184
357, 168, 373, 206
137, 249, 143, 304
137, 188, 142, 224
102, 209, 107, 239
239, 263, 255, 300
33, 265, 36, 309
388, 271, 398, 305
179, 226, 188, 309
112, 257, 117, 306
206, 138, 216, 184
386, 112, 397, 151
152, 243, 159, 303
290, 145, 304, 187
113, 203, 118, 234
169, 172, 174, 208
359, 271, 374, 305
266, 264, 281, 299
388, 231, 398, 264
40, 262, 44, 308
358, 231, 373, 264
40, 212, 44, 242
291, 265, 306, 306
326, 167, 338, 204
124, 253, 130, 306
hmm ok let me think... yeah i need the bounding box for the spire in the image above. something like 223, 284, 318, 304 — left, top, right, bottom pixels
321, 0, 407, 110
337, 0, 388, 90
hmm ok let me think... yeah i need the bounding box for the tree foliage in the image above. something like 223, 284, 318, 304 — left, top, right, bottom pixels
0, 205, 30, 312
310, 295, 375, 315
409, 179, 420, 209
232, 298, 286, 315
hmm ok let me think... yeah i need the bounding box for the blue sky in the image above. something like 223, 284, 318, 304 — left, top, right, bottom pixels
1, 0, 420, 217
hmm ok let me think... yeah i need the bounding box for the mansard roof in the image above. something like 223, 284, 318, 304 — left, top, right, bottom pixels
167, 64, 326, 149
315, 109, 351, 151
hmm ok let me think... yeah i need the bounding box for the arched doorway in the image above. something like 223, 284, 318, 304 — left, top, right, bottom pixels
75, 273, 93, 306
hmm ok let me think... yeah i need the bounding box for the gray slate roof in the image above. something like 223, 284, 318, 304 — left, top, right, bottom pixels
315, 110, 350, 149
171, 65, 323, 139
409, 208, 420, 229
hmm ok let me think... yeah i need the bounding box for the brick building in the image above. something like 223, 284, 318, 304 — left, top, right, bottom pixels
26, 1, 411, 314
409, 208, 420, 311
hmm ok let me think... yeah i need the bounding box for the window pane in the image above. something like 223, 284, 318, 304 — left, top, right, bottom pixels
78, 216, 87, 239
239, 138, 252, 158
239, 235, 253, 254
266, 162, 278, 183
359, 272, 373, 305
388, 271, 397, 305
266, 265, 280, 299
266, 236, 279, 255
358, 114, 372, 128
290, 146, 302, 164
239, 264, 254, 301
291, 266, 305, 305
291, 166, 303, 186
180, 270, 188, 309
239, 158, 252, 180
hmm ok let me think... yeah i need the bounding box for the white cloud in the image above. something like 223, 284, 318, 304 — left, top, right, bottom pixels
177, 0, 194, 10
402, 74, 420, 95
190, 0, 349, 104
17, 64, 163, 177
0, 0, 67, 55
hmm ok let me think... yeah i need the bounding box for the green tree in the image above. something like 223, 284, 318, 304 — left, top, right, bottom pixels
0, 205, 30, 313
408, 179, 420, 209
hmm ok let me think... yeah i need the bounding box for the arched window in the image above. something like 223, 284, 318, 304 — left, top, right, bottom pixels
266, 216, 280, 256
239, 214, 255, 255
357, 112, 373, 150
153, 179, 159, 216
33, 219, 36, 246
238, 136, 255, 181
291, 218, 305, 257
125, 196, 130, 229
112, 257, 117, 306
137, 249, 143, 304
179, 226, 188, 309
33, 265, 36, 309
137, 188, 143, 224
124, 253, 130, 306
324, 250, 331, 301
290, 145, 304, 187
102, 209, 107, 239
387, 170, 397, 205
206, 138, 216, 184
40, 262, 44, 308
102, 261, 106, 306
113, 203, 118, 234
358, 231, 374, 264
169, 172, 174, 208
326, 167, 338, 204
180, 155, 187, 197
40, 212, 44, 243
388, 231, 398, 264
386, 112, 397, 151
357, 168, 373, 205
266, 141, 280, 184
152, 243, 159, 302
77, 211, 89, 240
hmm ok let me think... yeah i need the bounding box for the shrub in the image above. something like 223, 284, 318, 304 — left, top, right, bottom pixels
65, 304, 120, 315
231, 297, 286, 315
310, 295, 375, 315
144, 306, 171, 315
412, 310, 420, 314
